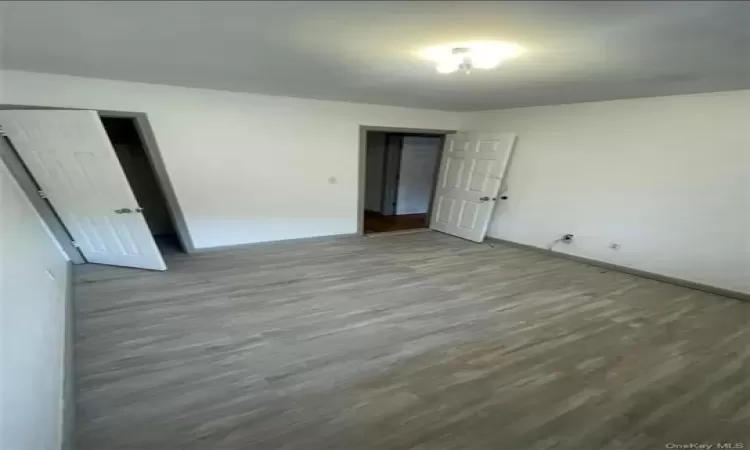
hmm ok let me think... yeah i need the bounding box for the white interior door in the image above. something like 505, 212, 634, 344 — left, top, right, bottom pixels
430, 132, 516, 242
0, 110, 167, 270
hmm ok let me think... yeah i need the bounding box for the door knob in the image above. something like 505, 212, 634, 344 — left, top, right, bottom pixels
114, 208, 133, 214
479, 196, 494, 201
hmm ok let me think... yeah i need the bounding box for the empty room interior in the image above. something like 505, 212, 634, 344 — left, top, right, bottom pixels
1, 2, 748, 450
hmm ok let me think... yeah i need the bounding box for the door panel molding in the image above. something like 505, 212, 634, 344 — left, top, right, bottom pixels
0, 136, 85, 264
1, 104, 195, 254
0, 110, 167, 270
430, 132, 517, 242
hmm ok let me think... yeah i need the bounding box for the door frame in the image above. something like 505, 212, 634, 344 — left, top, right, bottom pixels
0, 105, 196, 259
379, 133, 402, 216
423, 134, 448, 224
98, 110, 195, 253
357, 125, 455, 236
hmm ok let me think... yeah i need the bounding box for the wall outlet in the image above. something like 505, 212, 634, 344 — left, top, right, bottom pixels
609, 243, 621, 250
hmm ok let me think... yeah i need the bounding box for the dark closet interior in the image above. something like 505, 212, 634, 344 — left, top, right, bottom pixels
100, 116, 181, 252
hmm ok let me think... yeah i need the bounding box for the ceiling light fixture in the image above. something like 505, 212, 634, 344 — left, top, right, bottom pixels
420, 41, 524, 74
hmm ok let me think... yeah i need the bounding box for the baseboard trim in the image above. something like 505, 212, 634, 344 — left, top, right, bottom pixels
62, 262, 75, 450
189, 233, 362, 253
486, 237, 749, 302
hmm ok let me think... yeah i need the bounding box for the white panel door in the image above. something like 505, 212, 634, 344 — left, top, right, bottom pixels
0, 110, 167, 270
430, 132, 516, 242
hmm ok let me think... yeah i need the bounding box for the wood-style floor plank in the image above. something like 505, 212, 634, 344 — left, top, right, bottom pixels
73, 231, 750, 450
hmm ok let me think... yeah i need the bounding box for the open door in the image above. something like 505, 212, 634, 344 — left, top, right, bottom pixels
0, 110, 167, 270
430, 132, 516, 242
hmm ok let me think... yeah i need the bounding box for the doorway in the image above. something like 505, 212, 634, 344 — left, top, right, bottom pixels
362, 130, 445, 235
359, 127, 518, 243
100, 117, 182, 255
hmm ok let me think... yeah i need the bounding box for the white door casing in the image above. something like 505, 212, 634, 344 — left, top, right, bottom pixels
430, 132, 516, 242
0, 110, 167, 270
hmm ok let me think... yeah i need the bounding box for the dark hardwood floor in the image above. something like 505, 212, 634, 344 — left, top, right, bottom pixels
364, 211, 428, 234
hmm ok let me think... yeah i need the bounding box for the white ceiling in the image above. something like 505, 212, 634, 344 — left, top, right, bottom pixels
2, 1, 748, 111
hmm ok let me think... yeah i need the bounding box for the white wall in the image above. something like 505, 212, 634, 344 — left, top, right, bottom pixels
396, 136, 441, 215
463, 90, 750, 294
364, 132, 386, 212
0, 70, 461, 249
0, 159, 70, 450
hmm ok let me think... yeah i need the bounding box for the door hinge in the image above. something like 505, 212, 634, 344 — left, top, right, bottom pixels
38, 190, 48, 199
71, 241, 80, 248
